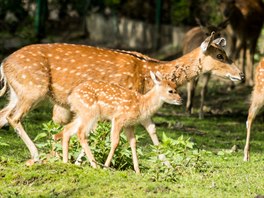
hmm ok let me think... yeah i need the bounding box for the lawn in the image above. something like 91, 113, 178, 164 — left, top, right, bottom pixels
0, 78, 263, 198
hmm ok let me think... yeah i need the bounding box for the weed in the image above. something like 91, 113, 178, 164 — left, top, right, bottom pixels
146, 133, 212, 182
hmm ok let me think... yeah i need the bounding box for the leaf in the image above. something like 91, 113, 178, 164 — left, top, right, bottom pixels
34, 132, 48, 141
0, 142, 9, 147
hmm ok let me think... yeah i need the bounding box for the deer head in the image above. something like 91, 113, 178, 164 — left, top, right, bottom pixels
200, 32, 244, 81
150, 71, 182, 105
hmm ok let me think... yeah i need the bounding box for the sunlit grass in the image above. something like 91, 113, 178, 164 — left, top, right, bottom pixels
0, 81, 263, 197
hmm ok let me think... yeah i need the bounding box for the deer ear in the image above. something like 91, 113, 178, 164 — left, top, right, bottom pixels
214, 37, 227, 47
150, 71, 161, 85
200, 31, 215, 53
155, 71, 163, 81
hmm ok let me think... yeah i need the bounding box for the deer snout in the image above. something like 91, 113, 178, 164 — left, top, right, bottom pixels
175, 97, 183, 105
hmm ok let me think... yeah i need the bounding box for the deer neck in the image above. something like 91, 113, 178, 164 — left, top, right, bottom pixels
138, 86, 164, 121
158, 48, 203, 86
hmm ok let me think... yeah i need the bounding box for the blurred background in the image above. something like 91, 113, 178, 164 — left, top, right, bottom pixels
0, 0, 264, 69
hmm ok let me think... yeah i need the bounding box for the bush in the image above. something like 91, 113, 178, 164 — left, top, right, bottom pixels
146, 133, 211, 182
34, 121, 144, 171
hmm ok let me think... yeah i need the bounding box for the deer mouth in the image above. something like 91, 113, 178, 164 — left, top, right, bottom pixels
172, 100, 183, 105
226, 74, 241, 82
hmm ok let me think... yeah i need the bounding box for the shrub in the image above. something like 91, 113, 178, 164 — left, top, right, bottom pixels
34, 121, 143, 170
146, 133, 211, 182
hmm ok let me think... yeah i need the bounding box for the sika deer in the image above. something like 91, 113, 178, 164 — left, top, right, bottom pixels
244, 59, 264, 161
0, 32, 244, 164
183, 19, 229, 118
53, 72, 182, 173
220, 0, 264, 85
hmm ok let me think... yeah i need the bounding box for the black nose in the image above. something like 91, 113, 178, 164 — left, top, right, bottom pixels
240, 72, 245, 82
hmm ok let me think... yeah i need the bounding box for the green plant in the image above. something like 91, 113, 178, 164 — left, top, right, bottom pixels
0, 137, 9, 147
89, 122, 144, 171
34, 121, 64, 162
146, 133, 211, 182
34, 121, 144, 170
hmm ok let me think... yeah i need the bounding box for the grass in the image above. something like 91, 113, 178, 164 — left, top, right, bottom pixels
0, 79, 263, 197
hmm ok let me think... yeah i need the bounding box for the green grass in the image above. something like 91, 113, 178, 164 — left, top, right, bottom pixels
0, 81, 263, 197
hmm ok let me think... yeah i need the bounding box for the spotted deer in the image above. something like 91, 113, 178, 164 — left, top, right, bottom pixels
0, 32, 244, 164
220, 0, 264, 85
53, 72, 182, 173
244, 59, 264, 161
183, 19, 229, 118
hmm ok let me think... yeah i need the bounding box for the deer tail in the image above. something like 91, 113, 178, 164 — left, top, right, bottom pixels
0, 62, 8, 97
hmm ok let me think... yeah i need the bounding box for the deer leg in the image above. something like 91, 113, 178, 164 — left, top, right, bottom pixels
229, 34, 237, 60
199, 73, 211, 119
0, 87, 18, 128
124, 126, 140, 174
74, 117, 99, 165
244, 94, 264, 161
104, 119, 122, 168
61, 118, 82, 163
247, 39, 257, 86
140, 118, 171, 166
186, 78, 198, 116
77, 117, 97, 168
6, 99, 40, 165
140, 118, 159, 145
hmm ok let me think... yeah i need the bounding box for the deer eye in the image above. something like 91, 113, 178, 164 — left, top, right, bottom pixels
217, 54, 224, 60
168, 90, 173, 94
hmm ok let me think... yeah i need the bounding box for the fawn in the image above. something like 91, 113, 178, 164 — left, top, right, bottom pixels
0, 32, 244, 164
53, 71, 182, 173
244, 59, 264, 161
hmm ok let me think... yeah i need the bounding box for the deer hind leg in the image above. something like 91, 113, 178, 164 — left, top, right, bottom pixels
77, 116, 98, 168
60, 117, 83, 163
104, 118, 122, 168
5, 76, 49, 164
0, 88, 18, 128
6, 93, 45, 164
186, 78, 198, 116
124, 126, 140, 174
244, 93, 264, 161
199, 73, 211, 119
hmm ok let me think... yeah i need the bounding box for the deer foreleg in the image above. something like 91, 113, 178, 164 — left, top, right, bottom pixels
244, 95, 263, 161
186, 78, 198, 116
199, 73, 211, 119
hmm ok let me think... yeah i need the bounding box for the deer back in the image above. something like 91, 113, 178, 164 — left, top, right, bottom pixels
3, 44, 160, 106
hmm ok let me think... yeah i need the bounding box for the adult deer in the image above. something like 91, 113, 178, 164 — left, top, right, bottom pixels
53, 72, 182, 173
220, 0, 264, 85
244, 59, 264, 161
183, 19, 229, 118
0, 32, 244, 164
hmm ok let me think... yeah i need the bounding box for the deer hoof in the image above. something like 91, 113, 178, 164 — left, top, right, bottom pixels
25, 159, 35, 166
25, 159, 41, 166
